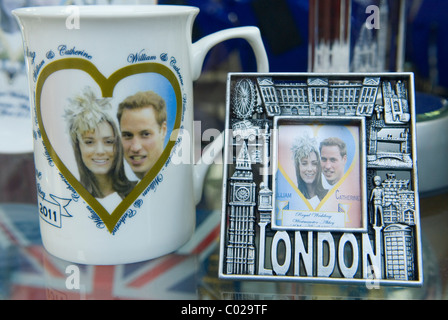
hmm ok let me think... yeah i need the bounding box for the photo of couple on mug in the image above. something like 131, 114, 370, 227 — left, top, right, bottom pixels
64, 87, 169, 213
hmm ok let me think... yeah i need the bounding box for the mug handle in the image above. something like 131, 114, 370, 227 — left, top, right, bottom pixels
191, 26, 269, 81
191, 27, 268, 205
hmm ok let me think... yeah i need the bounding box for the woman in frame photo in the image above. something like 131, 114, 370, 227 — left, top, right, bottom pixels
291, 133, 328, 208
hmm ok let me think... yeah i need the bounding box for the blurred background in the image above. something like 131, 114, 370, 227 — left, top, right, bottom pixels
156, 0, 448, 196
1, 0, 447, 170
156, 0, 448, 93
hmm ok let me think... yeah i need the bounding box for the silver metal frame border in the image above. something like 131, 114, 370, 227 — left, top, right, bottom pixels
218, 72, 423, 287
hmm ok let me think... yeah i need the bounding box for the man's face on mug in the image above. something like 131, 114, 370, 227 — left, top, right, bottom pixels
120, 105, 167, 179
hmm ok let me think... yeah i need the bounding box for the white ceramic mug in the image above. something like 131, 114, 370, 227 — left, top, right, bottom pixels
13, 5, 268, 264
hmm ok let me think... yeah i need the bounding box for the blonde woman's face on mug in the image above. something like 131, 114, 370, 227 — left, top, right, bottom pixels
79, 121, 116, 176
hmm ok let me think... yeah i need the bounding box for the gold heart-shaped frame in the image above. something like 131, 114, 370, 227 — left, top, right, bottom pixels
36, 58, 182, 233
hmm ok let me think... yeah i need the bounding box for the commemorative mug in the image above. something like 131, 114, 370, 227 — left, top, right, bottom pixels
13, 5, 268, 264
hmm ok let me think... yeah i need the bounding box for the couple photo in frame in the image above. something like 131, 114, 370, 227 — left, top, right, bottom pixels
273, 116, 367, 232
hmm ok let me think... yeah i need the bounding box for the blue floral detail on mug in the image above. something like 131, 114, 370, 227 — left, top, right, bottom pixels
37, 183, 45, 199
36, 169, 42, 181
133, 199, 143, 209
142, 173, 164, 196
160, 53, 168, 62
112, 209, 137, 235
25, 47, 36, 65
58, 172, 80, 202
88, 206, 105, 229
33, 59, 45, 82
127, 208, 137, 218
166, 133, 181, 168
170, 56, 183, 85
182, 94, 187, 121
42, 142, 54, 167
46, 50, 55, 60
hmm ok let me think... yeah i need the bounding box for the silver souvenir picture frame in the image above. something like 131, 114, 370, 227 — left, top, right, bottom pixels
219, 73, 423, 287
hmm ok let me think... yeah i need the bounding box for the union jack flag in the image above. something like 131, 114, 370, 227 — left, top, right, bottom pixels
0, 204, 220, 300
